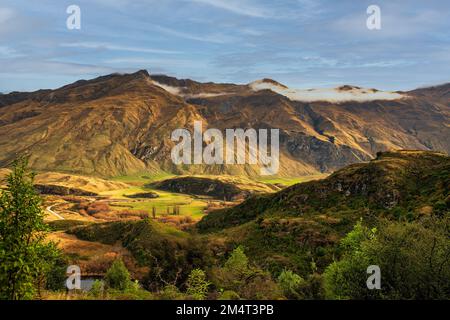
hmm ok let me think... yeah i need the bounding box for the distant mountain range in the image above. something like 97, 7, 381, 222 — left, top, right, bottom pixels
0, 70, 448, 177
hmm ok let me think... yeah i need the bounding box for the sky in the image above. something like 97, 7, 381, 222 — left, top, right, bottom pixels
0, 0, 449, 93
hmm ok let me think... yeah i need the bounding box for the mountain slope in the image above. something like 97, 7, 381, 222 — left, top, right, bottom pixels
197, 150, 450, 273
0, 71, 448, 177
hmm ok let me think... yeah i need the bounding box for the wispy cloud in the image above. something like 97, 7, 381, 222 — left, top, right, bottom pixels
60, 42, 181, 54
190, 0, 270, 18
0, 46, 22, 58
0, 58, 121, 75
104, 57, 202, 66
1, 0, 449, 92
156, 25, 237, 44
0, 7, 14, 23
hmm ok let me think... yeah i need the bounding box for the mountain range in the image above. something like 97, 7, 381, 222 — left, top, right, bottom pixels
0, 70, 448, 177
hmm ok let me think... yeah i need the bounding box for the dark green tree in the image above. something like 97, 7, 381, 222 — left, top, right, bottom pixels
0, 158, 60, 300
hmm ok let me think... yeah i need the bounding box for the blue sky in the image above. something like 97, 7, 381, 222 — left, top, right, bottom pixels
0, 0, 449, 92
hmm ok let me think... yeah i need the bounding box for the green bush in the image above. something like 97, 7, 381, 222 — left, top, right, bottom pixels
212, 246, 283, 300
105, 259, 131, 291
157, 285, 186, 300
186, 269, 210, 300
90, 280, 104, 298
277, 270, 305, 299
219, 290, 240, 300
324, 218, 450, 299
0, 158, 60, 300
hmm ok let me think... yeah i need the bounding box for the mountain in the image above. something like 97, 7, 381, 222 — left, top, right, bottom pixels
197, 150, 450, 272
0, 70, 448, 177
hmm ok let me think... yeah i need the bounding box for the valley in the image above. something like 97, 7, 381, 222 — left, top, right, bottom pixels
0, 71, 448, 300
13, 150, 445, 300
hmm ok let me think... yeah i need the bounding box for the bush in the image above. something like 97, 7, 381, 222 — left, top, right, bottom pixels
186, 269, 210, 300
212, 246, 283, 300
87, 202, 110, 215
108, 280, 153, 300
90, 280, 104, 298
105, 259, 131, 291
277, 270, 305, 299
219, 290, 240, 300
45, 255, 69, 291
157, 285, 185, 300
324, 218, 450, 299
224, 246, 249, 277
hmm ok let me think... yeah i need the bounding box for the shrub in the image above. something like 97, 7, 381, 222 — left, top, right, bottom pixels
277, 270, 305, 299
324, 218, 450, 299
104, 259, 131, 291
219, 290, 240, 300
212, 246, 283, 300
90, 280, 104, 298
87, 202, 110, 215
186, 269, 210, 300
158, 285, 185, 300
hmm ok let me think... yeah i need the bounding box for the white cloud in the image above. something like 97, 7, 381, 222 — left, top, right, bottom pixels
151, 80, 184, 95
249, 80, 405, 102
60, 42, 181, 54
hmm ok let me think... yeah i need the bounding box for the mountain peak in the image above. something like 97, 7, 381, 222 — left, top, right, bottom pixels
132, 69, 150, 78
250, 78, 288, 89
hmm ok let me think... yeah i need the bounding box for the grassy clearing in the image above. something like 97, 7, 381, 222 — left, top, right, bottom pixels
102, 174, 328, 220
100, 186, 208, 219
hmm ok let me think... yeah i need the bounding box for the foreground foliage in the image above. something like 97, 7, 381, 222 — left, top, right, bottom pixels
0, 159, 60, 300
324, 218, 450, 299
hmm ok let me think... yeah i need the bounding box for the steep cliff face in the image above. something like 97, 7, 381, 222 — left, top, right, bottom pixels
0, 70, 448, 177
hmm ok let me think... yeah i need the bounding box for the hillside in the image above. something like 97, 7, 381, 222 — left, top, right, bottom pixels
0, 70, 448, 177
0, 169, 128, 193
197, 151, 450, 273
150, 175, 279, 200
68, 219, 211, 290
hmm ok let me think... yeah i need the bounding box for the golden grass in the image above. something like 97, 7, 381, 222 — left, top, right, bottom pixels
46, 232, 146, 278
35, 171, 130, 193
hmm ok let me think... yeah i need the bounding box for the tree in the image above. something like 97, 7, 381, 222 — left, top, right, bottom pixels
277, 269, 325, 300
186, 268, 210, 300
324, 218, 450, 299
277, 270, 304, 299
224, 246, 249, 276
0, 158, 60, 300
105, 259, 131, 291
213, 246, 283, 299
